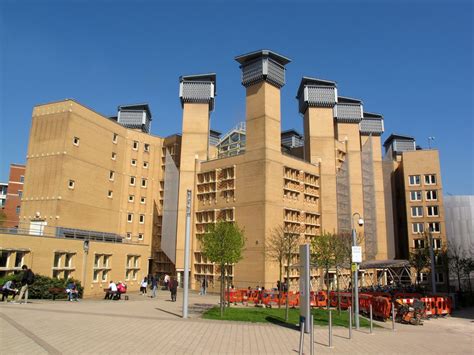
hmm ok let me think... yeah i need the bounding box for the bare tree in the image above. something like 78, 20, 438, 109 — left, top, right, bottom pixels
333, 232, 352, 313
447, 239, 465, 292
265, 225, 286, 308
410, 233, 431, 287
311, 232, 337, 309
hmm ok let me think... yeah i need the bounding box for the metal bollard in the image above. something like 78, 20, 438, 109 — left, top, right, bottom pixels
329, 309, 333, 348
299, 321, 304, 355
392, 302, 396, 331
369, 304, 373, 334
348, 306, 352, 339
310, 314, 314, 355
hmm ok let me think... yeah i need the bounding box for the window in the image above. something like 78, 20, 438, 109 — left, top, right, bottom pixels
410, 191, 422, 201
417, 273, 428, 283
412, 223, 424, 234
130, 176, 136, 186
435, 272, 444, 284
133, 141, 139, 150
127, 213, 133, 223
53, 253, 61, 268
19, 175, 24, 183
140, 197, 146, 204
426, 190, 438, 201
414, 239, 425, 249
113, 133, 118, 143
139, 215, 145, 224
111, 152, 117, 160
94, 254, 101, 267
103, 255, 110, 267
144, 143, 150, 152
108, 190, 113, 198
65, 254, 73, 268
109, 171, 115, 181
52, 270, 62, 279
131, 159, 137, 166
73, 137, 80, 146
433, 239, 442, 250
427, 205, 439, 217
93, 270, 100, 282
143, 161, 149, 169
14, 252, 24, 268
134, 256, 139, 268
126, 233, 131, 239
132, 270, 138, 280
16, 206, 20, 215
425, 174, 436, 185
18, 191, 23, 198
409, 175, 421, 185
411, 206, 423, 217
0, 251, 10, 267
126, 269, 131, 280
68, 180, 75, 189
138, 233, 144, 240
128, 195, 135, 202
428, 222, 441, 233
141, 178, 147, 188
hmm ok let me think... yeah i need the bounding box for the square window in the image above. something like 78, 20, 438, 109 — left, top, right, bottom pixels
131, 159, 137, 166
414, 239, 425, 249
113, 133, 118, 143
140, 197, 146, 204
139, 215, 145, 224
411, 206, 423, 217
133, 141, 139, 150
141, 179, 147, 188
68, 180, 75, 189
410, 191, 422, 201
109, 171, 115, 181
108, 190, 113, 198
126, 233, 131, 239
409, 175, 421, 186
111, 152, 117, 160
425, 174, 436, 185
143, 161, 149, 169
412, 223, 424, 234
426, 190, 438, 201
73, 137, 80, 146
127, 213, 133, 223
128, 195, 135, 203
138, 233, 144, 240
428, 222, 441, 233
144, 143, 150, 152
427, 205, 439, 217
130, 177, 136, 186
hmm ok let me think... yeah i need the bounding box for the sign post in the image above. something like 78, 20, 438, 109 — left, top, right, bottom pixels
352, 242, 362, 329
182, 189, 192, 319
299, 244, 311, 333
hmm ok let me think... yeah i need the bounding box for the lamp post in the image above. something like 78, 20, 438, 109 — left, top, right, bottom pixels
351, 212, 364, 330
428, 227, 437, 294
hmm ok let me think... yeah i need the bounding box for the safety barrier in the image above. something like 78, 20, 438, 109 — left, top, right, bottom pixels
420, 296, 436, 317
359, 293, 373, 315
316, 291, 328, 308
372, 296, 392, 320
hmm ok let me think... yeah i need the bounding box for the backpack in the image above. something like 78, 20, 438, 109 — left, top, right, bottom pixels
26, 270, 35, 285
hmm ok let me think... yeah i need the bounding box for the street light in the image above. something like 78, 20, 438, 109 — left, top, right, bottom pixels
351, 212, 364, 330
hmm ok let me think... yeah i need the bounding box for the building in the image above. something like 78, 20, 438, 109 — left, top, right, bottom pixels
383, 134, 448, 290
0, 49, 448, 295
3, 164, 26, 228
0, 183, 7, 208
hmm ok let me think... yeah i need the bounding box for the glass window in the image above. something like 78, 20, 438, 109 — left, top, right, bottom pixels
14, 252, 24, 268
113, 133, 118, 143
65, 254, 73, 268
94, 254, 101, 267
132, 270, 138, 280
20, 175, 25, 183
427, 206, 439, 217
16, 206, 20, 215
53, 270, 62, 279
411, 206, 423, 217
128, 195, 134, 202
93, 270, 100, 282
410, 191, 422, 201
417, 273, 428, 282
409, 175, 421, 185
412, 223, 424, 234
109, 171, 115, 181
141, 178, 147, 188
134, 256, 139, 268
18, 191, 23, 198
111, 152, 117, 160
143, 161, 149, 169
425, 174, 436, 185
133, 141, 139, 150
68, 180, 75, 189
103, 255, 110, 267
139, 215, 145, 224
144, 143, 150, 152
0, 251, 10, 267
130, 177, 136, 186
73, 137, 80, 146
433, 239, 442, 250
53, 253, 61, 268
127, 213, 133, 223
414, 239, 425, 249
426, 190, 438, 201
428, 222, 441, 233
435, 272, 444, 283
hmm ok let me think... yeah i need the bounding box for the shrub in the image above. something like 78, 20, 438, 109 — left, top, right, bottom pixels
1, 274, 83, 299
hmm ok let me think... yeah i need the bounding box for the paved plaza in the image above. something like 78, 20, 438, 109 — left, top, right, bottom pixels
0, 290, 472, 354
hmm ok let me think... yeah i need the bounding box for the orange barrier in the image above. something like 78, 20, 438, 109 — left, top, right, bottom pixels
287, 291, 299, 308
435, 296, 452, 316
421, 296, 436, 317
315, 291, 328, 308
328, 292, 352, 310
359, 293, 373, 314
372, 296, 391, 320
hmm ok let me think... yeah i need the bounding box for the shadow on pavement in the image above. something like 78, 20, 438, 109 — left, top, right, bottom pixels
154, 308, 182, 318
265, 316, 299, 331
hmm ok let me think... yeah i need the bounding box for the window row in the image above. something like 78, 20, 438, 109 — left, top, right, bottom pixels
410, 205, 440, 217
72, 135, 151, 154
409, 190, 438, 201
417, 272, 445, 284
132, 140, 150, 152
128, 195, 146, 204
127, 213, 146, 224
0, 250, 27, 269
125, 233, 144, 240
413, 238, 442, 250
412, 222, 441, 234
408, 174, 437, 186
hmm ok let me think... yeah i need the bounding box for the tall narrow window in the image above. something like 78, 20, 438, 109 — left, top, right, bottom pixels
130, 176, 136, 186
141, 178, 147, 188
127, 213, 133, 223
144, 143, 150, 152
109, 171, 115, 181
113, 133, 118, 143
111, 152, 117, 160
133, 141, 139, 150
107, 190, 113, 198
139, 215, 145, 224
73, 137, 80, 146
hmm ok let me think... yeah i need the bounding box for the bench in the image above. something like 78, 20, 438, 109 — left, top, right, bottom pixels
48, 287, 66, 301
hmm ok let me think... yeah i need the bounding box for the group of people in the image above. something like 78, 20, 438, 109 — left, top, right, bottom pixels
137, 274, 178, 302
1, 265, 35, 303
104, 281, 127, 300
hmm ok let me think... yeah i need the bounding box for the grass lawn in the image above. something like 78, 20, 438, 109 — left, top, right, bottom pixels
202, 306, 373, 328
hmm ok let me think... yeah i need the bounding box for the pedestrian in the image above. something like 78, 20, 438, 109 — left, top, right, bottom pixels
140, 277, 148, 295
151, 276, 158, 298
18, 265, 35, 304
1, 280, 19, 302
164, 274, 170, 290
200, 277, 208, 296
169, 277, 177, 302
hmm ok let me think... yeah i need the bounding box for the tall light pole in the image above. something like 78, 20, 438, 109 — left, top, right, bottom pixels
428, 227, 437, 294
351, 212, 364, 330
182, 189, 192, 319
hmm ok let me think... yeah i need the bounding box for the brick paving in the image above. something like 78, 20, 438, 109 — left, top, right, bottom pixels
0, 290, 472, 354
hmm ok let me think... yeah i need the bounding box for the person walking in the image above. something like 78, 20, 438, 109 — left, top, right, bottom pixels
169, 277, 178, 302
200, 277, 208, 296
151, 276, 158, 298
140, 277, 148, 295
18, 265, 35, 304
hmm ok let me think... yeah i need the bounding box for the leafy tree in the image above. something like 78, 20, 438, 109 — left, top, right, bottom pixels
198, 221, 245, 316
311, 232, 337, 309
333, 233, 352, 313
410, 233, 431, 286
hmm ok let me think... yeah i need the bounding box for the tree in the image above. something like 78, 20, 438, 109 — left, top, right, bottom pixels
0, 210, 6, 227
447, 239, 465, 292
461, 255, 474, 295
311, 232, 337, 309
197, 221, 245, 316
410, 233, 431, 287
332, 232, 352, 313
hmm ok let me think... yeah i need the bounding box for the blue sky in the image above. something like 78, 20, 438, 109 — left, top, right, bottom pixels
0, 0, 472, 194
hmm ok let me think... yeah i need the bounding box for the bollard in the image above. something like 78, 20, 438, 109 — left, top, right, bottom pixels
348, 306, 352, 339
310, 314, 314, 355
329, 309, 333, 348
392, 302, 396, 331
299, 321, 304, 355
369, 303, 373, 334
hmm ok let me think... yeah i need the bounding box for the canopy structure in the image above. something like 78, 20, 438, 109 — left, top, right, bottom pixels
360, 259, 413, 286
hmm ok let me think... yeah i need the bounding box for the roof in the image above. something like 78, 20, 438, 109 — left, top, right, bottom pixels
117, 103, 152, 119
296, 76, 337, 99
338, 96, 362, 104
234, 49, 291, 66
363, 112, 383, 119
383, 133, 415, 147
179, 73, 217, 96
359, 259, 410, 269
281, 129, 303, 138
210, 129, 222, 137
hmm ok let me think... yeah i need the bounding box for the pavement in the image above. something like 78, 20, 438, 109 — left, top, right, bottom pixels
0, 290, 473, 354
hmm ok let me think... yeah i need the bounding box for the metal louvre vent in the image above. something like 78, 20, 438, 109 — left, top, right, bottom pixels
336, 104, 362, 123
266, 58, 285, 88
242, 59, 264, 87
181, 81, 214, 108
360, 118, 384, 135
308, 86, 337, 106
362, 138, 378, 260
336, 158, 352, 234
118, 110, 148, 132
241, 57, 286, 88
393, 140, 415, 152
